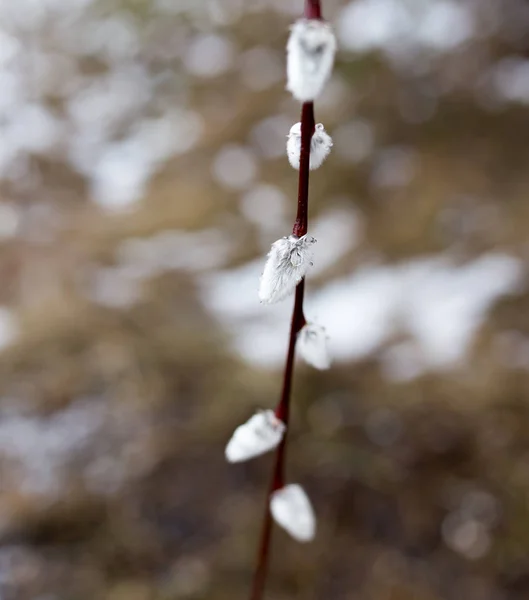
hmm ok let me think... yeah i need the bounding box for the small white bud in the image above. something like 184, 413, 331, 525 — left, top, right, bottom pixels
225, 410, 286, 463
286, 19, 337, 102
287, 122, 332, 171
259, 234, 316, 304
270, 484, 316, 542
297, 322, 331, 370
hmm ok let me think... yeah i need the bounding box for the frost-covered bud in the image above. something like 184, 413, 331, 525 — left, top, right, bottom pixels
270, 484, 316, 542
259, 234, 316, 304
297, 322, 331, 370
287, 122, 332, 171
225, 410, 286, 463
286, 19, 337, 102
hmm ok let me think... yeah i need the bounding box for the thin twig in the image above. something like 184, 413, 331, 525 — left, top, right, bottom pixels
249, 279, 306, 600
248, 2, 321, 597
305, 0, 322, 20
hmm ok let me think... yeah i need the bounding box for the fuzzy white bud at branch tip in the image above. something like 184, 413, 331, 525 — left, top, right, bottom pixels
287, 122, 332, 171
270, 484, 316, 542
286, 19, 337, 103
259, 234, 316, 304
225, 409, 286, 463
297, 322, 331, 370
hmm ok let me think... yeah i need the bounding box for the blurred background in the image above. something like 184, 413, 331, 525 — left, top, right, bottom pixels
1, 0, 529, 598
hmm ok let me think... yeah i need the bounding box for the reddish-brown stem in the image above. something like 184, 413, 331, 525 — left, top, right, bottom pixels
248, 475, 275, 600
305, 0, 322, 19
249, 281, 306, 600
293, 103, 315, 238
248, 3, 321, 597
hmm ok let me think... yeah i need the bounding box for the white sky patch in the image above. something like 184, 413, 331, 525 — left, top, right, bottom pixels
240, 183, 289, 238
250, 114, 294, 160
313, 253, 522, 368
0, 70, 23, 115
332, 120, 375, 164
0, 398, 105, 497
132, 110, 204, 159
86, 229, 235, 308
400, 254, 522, 366
231, 318, 290, 366
337, 0, 475, 58
87, 109, 203, 211
0, 0, 95, 30
202, 252, 523, 374
183, 33, 235, 78
0, 394, 155, 502
0, 30, 20, 66
239, 46, 283, 91
0, 103, 63, 178
198, 259, 292, 365
91, 139, 151, 211
309, 265, 399, 361
338, 0, 414, 53
200, 259, 269, 320
415, 1, 475, 51
310, 206, 363, 275
5, 104, 63, 154
77, 15, 140, 62
117, 228, 235, 276
67, 66, 152, 134
212, 144, 258, 190
491, 58, 529, 105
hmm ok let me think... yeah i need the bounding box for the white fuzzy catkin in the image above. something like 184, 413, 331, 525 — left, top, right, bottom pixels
270, 484, 316, 542
286, 19, 337, 102
259, 234, 316, 304
297, 322, 331, 370
287, 122, 332, 170
225, 410, 286, 463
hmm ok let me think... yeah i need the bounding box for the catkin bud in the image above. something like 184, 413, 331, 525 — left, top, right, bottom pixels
287, 122, 332, 170
270, 484, 316, 542
297, 322, 331, 369
286, 19, 337, 102
259, 234, 316, 304
225, 410, 286, 463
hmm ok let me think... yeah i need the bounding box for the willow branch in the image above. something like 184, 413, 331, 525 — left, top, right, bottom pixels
248, 2, 320, 597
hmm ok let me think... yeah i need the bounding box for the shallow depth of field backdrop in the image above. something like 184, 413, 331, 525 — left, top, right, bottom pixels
1, 0, 529, 599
